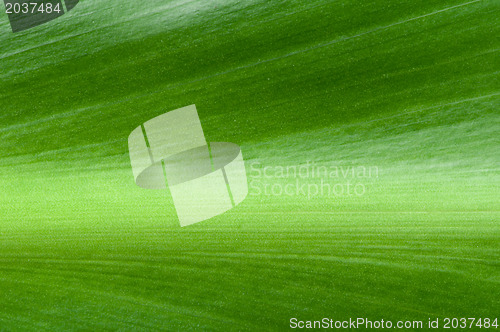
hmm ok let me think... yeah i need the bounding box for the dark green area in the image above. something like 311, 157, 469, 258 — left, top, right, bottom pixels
0, 0, 498, 330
